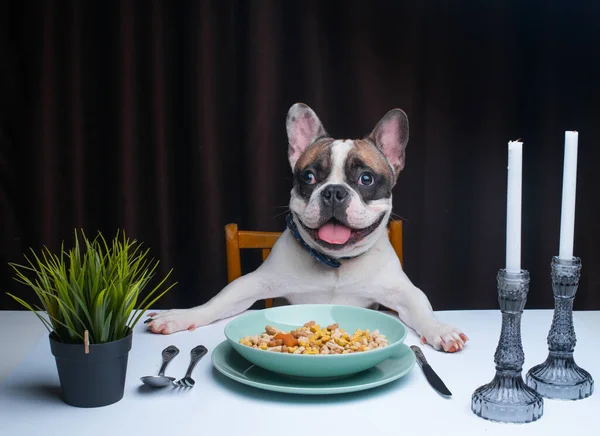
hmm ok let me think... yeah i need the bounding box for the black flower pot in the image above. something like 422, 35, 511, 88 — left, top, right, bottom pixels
49, 331, 133, 408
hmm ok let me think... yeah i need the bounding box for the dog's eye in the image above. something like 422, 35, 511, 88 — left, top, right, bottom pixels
358, 172, 374, 186
301, 171, 316, 185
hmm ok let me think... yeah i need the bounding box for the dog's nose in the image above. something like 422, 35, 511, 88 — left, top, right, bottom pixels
321, 184, 349, 207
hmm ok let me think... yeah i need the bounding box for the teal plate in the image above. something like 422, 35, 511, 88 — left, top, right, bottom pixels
211, 340, 416, 395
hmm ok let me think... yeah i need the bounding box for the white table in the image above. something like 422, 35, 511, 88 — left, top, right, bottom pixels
1, 309, 598, 435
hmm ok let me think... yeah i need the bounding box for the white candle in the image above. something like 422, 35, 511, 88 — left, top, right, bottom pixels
506, 140, 523, 273
559, 131, 579, 260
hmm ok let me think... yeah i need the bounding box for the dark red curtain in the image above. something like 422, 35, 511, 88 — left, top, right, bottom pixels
1, 0, 599, 311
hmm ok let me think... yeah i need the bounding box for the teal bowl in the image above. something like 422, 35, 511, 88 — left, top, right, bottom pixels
224, 304, 408, 378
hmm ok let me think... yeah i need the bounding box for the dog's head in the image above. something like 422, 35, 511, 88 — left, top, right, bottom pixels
286, 103, 409, 259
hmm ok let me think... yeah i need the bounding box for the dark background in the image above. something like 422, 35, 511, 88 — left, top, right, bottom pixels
1, 0, 599, 312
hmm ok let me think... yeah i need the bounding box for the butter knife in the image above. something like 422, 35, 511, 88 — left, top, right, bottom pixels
410, 345, 452, 397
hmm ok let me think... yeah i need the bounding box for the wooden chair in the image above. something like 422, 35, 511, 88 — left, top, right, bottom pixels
225, 220, 403, 308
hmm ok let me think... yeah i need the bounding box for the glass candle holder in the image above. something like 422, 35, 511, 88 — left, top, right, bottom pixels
526, 256, 594, 400
471, 269, 544, 423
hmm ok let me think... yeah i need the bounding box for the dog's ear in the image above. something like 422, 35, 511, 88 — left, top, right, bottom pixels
286, 103, 327, 170
368, 109, 409, 176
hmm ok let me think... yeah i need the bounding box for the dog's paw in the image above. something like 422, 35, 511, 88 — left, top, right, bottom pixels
145, 310, 203, 335
420, 322, 468, 353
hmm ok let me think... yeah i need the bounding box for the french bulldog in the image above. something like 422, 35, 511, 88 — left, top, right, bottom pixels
146, 103, 468, 352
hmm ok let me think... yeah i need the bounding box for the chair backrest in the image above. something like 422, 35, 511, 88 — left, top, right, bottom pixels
225, 220, 403, 308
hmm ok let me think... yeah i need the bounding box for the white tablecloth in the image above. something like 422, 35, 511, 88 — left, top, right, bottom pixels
1, 309, 598, 435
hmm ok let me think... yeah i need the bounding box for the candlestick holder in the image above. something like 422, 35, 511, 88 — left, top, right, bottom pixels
471, 269, 544, 423
526, 256, 594, 400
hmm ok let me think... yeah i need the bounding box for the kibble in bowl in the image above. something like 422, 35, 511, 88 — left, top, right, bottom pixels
224, 304, 407, 378
239, 321, 389, 355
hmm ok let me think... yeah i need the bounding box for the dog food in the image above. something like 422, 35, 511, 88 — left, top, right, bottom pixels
239, 320, 388, 354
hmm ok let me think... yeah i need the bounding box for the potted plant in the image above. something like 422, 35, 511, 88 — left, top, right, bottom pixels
6, 229, 176, 408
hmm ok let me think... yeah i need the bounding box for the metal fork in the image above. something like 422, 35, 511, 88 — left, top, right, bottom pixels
173, 345, 208, 388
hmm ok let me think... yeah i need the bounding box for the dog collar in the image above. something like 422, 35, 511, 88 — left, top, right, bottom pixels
286, 214, 359, 268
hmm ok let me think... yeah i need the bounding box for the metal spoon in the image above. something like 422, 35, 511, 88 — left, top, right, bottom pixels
140, 345, 180, 387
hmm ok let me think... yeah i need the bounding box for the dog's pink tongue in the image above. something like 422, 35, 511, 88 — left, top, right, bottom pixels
318, 222, 352, 244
